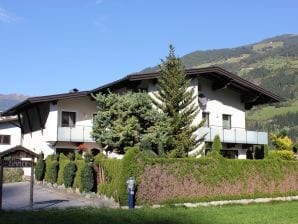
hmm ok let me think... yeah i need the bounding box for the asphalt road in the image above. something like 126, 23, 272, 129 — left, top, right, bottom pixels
2, 182, 117, 210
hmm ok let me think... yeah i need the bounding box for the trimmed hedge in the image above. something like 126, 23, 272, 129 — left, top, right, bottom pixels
63, 161, 77, 188
35, 158, 45, 181
73, 158, 86, 191
45, 154, 59, 183
80, 163, 95, 192
57, 153, 70, 185
97, 148, 298, 205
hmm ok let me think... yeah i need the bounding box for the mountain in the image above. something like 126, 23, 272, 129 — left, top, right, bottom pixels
0, 94, 28, 112
141, 34, 298, 140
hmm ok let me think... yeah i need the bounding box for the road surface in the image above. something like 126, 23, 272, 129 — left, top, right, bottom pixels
2, 182, 117, 210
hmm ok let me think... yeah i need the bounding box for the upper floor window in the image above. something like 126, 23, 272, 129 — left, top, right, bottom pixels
61, 111, 76, 127
222, 114, 231, 129
202, 112, 209, 127
0, 135, 11, 145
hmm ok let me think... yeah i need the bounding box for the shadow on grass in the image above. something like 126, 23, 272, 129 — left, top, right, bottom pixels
0, 207, 213, 224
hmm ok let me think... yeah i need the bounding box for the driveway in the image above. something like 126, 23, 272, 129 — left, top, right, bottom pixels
2, 182, 118, 210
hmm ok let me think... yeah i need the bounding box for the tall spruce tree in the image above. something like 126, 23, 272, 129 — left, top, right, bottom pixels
151, 45, 204, 158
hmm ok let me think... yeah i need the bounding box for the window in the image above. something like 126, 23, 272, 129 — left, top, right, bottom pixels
61, 111, 76, 127
202, 112, 209, 127
0, 135, 11, 145
222, 114, 231, 129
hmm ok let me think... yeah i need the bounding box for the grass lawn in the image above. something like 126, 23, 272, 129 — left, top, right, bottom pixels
1, 201, 298, 224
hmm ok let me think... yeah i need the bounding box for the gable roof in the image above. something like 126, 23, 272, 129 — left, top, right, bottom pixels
2, 66, 283, 116
90, 66, 283, 105
0, 145, 38, 158
2, 91, 89, 116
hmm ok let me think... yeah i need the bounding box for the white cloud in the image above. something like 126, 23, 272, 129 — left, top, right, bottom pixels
0, 7, 19, 23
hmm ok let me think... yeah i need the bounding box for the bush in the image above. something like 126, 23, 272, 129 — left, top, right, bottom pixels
45, 154, 57, 182
267, 150, 296, 160
48, 161, 59, 184
4, 168, 24, 183
57, 153, 70, 185
63, 161, 77, 188
80, 163, 95, 193
73, 158, 85, 190
35, 157, 45, 181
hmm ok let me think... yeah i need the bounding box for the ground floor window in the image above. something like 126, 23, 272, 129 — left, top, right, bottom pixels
220, 150, 238, 159
56, 148, 75, 155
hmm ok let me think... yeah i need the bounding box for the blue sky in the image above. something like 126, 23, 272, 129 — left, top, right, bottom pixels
1, 0, 297, 96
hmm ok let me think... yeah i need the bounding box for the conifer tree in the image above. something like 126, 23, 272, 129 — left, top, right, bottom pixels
151, 45, 204, 157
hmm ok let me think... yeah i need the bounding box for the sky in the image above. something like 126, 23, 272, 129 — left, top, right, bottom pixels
0, 0, 297, 96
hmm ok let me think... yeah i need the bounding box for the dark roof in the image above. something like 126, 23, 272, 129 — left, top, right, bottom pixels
91, 66, 284, 103
3, 66, 283, 116
2, 91, 89, 116
0, 145, 38, 158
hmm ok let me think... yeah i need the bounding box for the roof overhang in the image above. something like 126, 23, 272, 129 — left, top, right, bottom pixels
2, 91, 90, 116
90, 66, 284, 109
0, 145, 38, 159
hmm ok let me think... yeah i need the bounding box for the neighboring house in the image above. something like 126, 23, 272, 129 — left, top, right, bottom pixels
0, 115, 21, 153
2, 66, 283, 159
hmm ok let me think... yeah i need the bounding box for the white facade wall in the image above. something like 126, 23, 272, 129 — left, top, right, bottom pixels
0, 122, 21, 152
21, 97, 99, 157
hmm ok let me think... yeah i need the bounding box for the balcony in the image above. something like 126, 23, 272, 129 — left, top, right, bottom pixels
57, 125, 95, 142
197, 126, 268, 145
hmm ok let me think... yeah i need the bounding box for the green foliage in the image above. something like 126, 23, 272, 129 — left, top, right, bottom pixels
73, 159, 85, 190
92, 91, 167, 154
35, 155, 45, 181
3, 168, 24, 183
208, 135, 223, 158
151, 45, 203, 157
98, 147, 142, 205
267, 150, 296, 160
44, 154, 59, 183
57, 153, 70, 185
83, 152, 93, 163
93, 153, 107, 165
47, 161, 58, 184
270, 133, 293, 151
80, 163, 95, 193
63, 162, 77, 188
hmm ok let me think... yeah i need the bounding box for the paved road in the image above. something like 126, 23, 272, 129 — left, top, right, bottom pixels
2, 182, 118, 210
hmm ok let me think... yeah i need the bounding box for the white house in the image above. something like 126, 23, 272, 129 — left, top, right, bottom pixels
0, 115, 21, 153
2, 66, 283, 159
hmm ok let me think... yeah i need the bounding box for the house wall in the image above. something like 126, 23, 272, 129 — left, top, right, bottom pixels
57, 96, 98, 127
21, 103, 58, 157
0, 122, 21, 152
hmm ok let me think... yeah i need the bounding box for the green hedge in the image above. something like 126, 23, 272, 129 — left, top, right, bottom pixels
57, 153, 70, 185
63, 161, 77, 188
45, 154, 59, 183
97, 148, 298, 205
73, 158, 86, 190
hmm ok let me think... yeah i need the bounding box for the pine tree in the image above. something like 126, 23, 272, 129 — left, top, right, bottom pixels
151, 45, 204, 157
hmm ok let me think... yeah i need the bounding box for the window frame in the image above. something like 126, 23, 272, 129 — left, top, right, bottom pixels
202, 112, 210, 127
61, 111, 76, 127
222, 114, 232, 129
0, 135, 11, 145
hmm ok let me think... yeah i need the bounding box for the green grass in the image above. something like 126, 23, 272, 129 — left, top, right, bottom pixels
1, 201, 298, 224
247, 99, 298, 121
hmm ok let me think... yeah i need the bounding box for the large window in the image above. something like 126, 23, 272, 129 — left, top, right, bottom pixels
202, 112, 209, 127
0, 135, 11, 145
61, 111, 76, 127
222, 114, 231, 129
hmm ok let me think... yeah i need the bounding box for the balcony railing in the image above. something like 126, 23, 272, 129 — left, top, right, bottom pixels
197, 126, 268, 145
57, 125, 95, 142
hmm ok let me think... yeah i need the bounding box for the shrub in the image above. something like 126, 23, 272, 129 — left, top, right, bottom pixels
208, 135, 223, 158
48, 161, 59, 184
4, 168, 24, 183
276, 150, 295, 160
73, 158, 85, 190
80, 163, 95, 193
45, 154, 57, 182
57, 153, 70, 185
35, 156, 46, 181
63, 161, 77, 188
